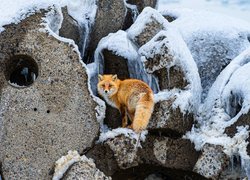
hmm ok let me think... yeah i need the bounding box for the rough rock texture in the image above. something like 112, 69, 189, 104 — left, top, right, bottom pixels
139, 135, 199, 170
126, 0, 158, 12
148, 99, 194, 136
62, 157, 111, 180
87, 134, 199, 176
86, 0, 127, 62
128, 7, 169, 47
86, 143, 120, 176
0, 10, 99, 179
194, 144, 229, 180
59, 7, 84, 51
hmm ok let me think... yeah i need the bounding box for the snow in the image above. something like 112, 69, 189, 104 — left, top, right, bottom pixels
0, 0, 96, 33
160, 8, 250, 100
53, 150, 81, 180
127, 7, 169, 43
139, 29, 201, 113
186, 47, 250, 166
158, 0, 250, 23
98, 127, 148, 143
53, 150, 95, 180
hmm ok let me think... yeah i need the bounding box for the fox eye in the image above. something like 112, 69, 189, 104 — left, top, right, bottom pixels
102, 84, 105, 87
109, 85, 113, 88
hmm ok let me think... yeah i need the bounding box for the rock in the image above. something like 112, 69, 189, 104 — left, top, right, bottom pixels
62, 155, 111, 180
86, 0, 127, 62
86, 143, 120, 176
139, 29, 199, 91
193, 144, 229, 180
59, 7, 84, 52
0, 9, 100, 179
161, 9, 250, 100
88, 134, 199, 175
138, 135, 199, 170
148, 98, 194, 136
127, 7, 169, 47
126, 0, 158, 13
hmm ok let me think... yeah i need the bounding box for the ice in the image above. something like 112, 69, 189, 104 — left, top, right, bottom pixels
160, 8, 250, 100
93, 30, 159, 93
139, 28, 202, 113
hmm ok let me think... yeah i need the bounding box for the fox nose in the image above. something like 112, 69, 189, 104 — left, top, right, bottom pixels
104, 90, 108, 93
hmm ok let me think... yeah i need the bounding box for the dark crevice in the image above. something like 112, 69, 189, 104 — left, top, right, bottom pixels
112, 165, 208, 180
148, 128, 183, 139
0, 162, 4, 180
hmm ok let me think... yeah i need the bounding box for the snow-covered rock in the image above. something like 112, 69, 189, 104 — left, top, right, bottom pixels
86, 0, 127, 62
193, 144, 229, 179
187, 47, 250, 178
128, 7, 169, 47
52, 151, 110, 180
94, 30, 158, 93
161, 8, 250, 100
0, 8, 100, 179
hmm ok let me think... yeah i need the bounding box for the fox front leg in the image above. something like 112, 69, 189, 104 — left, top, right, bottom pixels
120, 105, 128, 128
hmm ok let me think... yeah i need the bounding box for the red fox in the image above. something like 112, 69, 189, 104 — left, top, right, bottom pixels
97, 74, 154, 133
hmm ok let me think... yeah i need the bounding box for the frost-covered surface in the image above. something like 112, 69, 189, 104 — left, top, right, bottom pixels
160, 8, 250, 100
139, 29, 202, 113
53, 150, 82, 180
186, 47, 250, 176
53, 150, 101, 180
93, 30, 159, 93
98, 128, 148, 144
0, 0, 96, 32
127, 7, 169, 42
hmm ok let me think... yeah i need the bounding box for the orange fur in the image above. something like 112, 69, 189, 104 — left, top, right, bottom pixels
97, 74, 154, 133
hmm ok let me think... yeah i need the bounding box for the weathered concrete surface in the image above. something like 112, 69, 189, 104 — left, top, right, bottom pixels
0, 10, 99, 179
128, 7, 169, 47
62, 156, 111, 180
87, 134, 199, 176
86, 0, 127, 62
148, 99, 194, 136
194, 144, 229, 180
59, 7, 84, 51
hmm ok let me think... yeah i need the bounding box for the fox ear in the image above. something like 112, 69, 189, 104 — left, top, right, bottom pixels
112, 74, 118, 81
98, 74, 103, 81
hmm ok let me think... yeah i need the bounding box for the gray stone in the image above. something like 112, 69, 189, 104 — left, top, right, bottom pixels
86, 143, 120, 176
59, 7, 84, 52
126, 0, 158, 12
138, 135, 199, 170
87, 0, 127, 61
194, 144, 229, 180
127, 7, 169, 47
88, 134, 199, 175
62, 156, 111, 180
148, 99, 194, 136
0, 10, 99, 179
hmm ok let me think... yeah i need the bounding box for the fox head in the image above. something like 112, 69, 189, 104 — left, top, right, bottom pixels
97, 74, 119, 97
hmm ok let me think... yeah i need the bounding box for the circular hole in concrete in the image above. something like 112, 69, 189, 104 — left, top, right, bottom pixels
47, 110, 50, 114
34, 108, 37, 112
6, 55, 38, 88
